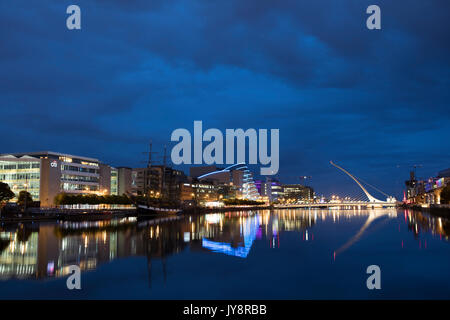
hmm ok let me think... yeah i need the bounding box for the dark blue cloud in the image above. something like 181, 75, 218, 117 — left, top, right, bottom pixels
1, 0, 449, 199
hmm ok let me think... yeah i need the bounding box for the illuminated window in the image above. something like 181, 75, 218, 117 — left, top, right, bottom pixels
59, 156, 73, 163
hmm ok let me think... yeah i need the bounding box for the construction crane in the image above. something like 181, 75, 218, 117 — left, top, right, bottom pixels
412, 164, 423, 178
396, 164, 423, 180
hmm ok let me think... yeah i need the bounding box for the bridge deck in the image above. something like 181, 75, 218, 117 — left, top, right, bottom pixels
274, 202, 397, 208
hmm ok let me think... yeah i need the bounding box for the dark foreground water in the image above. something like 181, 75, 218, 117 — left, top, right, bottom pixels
0, 208, 449, 299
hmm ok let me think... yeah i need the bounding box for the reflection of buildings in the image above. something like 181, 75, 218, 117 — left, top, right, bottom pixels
0, 218, 188, 280
0, 210, 319, 280
0, 229, 38, 279
404, 209, 450, 241
2, 209, 446, 281
200, 214, 260, 258
189, 210, 317, 257
273, 209, 316, 231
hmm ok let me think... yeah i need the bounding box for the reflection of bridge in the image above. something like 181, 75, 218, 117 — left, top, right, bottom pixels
334, 209, 394, 258
275, 202, 395, 209
275, 161, 397, 209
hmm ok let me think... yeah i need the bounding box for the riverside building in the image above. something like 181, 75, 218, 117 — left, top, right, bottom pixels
282, 184, 314, 203
190, 164, 259, 200
131, 165, 188, 202
0, 151, 120, 207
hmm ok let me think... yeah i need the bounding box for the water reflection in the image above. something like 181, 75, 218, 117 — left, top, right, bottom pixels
0, 209, 449, 281
334, 209, 393, 258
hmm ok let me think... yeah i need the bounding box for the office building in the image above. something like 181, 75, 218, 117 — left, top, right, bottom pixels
132, 165, 188, 202
282, 184, 314, 203
117, 167, 132, 196
0, 151, 116, 207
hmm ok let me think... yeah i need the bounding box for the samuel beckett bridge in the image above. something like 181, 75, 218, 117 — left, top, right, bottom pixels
275, 161, 398, 209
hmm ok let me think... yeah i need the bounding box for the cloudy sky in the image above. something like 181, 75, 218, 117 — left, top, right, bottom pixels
1, 0, 449, 199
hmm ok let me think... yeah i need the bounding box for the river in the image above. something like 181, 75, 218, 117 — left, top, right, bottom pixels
0, 208, 449, 299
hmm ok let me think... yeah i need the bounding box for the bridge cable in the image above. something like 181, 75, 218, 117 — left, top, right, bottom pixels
351, 175, 390, 198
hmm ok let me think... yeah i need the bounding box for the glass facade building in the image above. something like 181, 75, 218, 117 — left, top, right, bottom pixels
0, 152, 114, 207
0, 159, 41, 200
196, 164, 259, 200
111, 168, 118, 195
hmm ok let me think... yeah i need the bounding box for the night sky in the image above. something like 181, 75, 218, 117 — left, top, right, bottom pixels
1, 0, 449, 199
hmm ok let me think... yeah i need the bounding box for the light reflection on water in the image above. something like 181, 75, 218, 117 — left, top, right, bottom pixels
0, 208, 449, 299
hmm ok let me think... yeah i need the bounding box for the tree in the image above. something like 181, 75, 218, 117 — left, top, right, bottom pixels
53, 192, 133, 206
223, 198, 265, 206
54, 192, 68, 206
440, 185, 450, 204
0, 182, 15, 204
17, 191, 33, 207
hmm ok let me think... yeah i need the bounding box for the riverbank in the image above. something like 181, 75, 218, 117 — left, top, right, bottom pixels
0, 205, 272, 223
6, 203, 444, 223
181, 205, 271, 215
0, 209, 137, 223
400, 203, 450, 217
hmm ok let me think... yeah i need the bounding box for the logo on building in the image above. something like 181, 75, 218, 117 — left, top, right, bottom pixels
51, 160, 58, 168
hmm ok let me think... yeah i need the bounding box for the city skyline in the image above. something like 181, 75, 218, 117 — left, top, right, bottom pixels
1, 145, 444, 201
1, 0, 450, 305
1, 0, 450, 199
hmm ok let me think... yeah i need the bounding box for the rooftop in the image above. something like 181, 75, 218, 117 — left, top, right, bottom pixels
0, 151, 99, 162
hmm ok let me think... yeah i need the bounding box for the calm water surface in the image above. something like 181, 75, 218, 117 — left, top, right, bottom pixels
1, 208, 449, 299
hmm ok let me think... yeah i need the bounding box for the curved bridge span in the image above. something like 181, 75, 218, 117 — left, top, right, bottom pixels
329, 161, 382, 202
275, 161, 397, 208
274, 202, 396, 208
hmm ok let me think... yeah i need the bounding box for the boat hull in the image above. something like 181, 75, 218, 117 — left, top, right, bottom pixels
136, 204, 181, 216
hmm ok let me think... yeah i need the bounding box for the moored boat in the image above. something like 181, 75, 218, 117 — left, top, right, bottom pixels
136, 204, 182, 216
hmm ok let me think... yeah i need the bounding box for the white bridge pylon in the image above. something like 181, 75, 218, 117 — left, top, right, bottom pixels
330, 161, 384, 203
